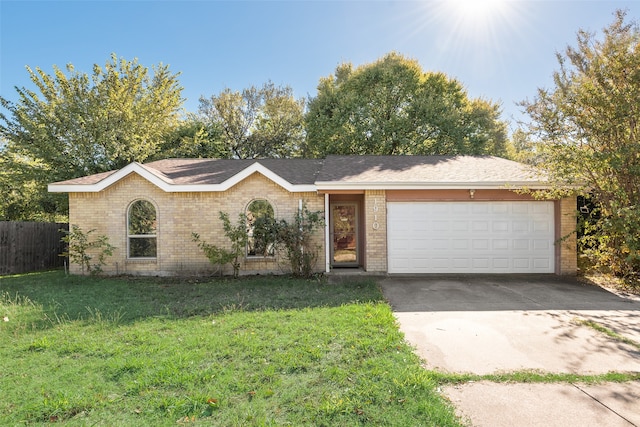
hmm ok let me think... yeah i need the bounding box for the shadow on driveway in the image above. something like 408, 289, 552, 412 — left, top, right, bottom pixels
379, 274, 640, 374
380, 274, 640, 426
380, 274, 640, 312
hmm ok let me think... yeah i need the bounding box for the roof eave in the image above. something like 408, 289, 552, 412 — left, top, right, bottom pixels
48, 162, 163, 193
314, 181, 553, 190
48, 162, 316, 193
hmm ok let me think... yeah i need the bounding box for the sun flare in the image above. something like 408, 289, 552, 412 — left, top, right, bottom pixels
448, 0, 511, 27
443, 0, 516, 44
405, 0, 526, 65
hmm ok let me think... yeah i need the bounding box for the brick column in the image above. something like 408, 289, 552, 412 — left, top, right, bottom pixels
558, 197, 578, 275
364, 190, 387, 272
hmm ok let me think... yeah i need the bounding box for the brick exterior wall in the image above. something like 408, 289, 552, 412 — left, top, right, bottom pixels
363, 190, 387, 272
558, 197, 578, 275
68, 172, 325, 276
67, 171, 577, 276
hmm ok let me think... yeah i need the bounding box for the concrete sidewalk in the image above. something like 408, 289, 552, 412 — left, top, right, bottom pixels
445, 381, 640, 427
394, 310, 640, 374
379, 275, 640, 427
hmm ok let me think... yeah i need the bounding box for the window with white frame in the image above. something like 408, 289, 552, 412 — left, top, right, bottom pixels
246, 199, 276, 257
127, 199, 157, 258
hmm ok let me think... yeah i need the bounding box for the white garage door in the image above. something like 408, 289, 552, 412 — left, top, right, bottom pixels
387, 201, 555, 273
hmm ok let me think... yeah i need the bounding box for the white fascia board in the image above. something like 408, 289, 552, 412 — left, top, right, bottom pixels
48, 162, 315, 193
49, 183, 95, 193
48, 163, 165, 193
212, 162, 315, 193
314, 181, 553, 191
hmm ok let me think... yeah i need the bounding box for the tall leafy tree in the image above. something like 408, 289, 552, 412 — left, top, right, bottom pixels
198, 81, 305, 159
153, 115, 227, 159
505, 128, 538, 164
0, 54, 183, 220
304, 52, 507, 157
520, 10, 640, 277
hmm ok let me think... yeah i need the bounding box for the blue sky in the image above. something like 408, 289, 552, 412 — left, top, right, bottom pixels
1, 0, 638, 131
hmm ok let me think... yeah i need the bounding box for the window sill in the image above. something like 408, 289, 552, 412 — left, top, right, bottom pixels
126, 258, 157, 264
245, 256, 276, 262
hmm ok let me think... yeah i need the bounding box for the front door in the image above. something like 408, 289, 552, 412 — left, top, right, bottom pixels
330, 203, 358, 266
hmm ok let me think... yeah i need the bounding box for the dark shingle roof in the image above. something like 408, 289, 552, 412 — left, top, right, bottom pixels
49, 155, 547, 189
142, 158, 325, 185
316, 155, 545, 184
51, 170, 118, 185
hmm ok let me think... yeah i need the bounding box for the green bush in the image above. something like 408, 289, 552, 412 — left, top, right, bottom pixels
61, 225, 115, 275
273, 204, 324, 278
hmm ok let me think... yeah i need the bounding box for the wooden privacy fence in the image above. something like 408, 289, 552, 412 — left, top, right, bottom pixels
0, 222, 69, 275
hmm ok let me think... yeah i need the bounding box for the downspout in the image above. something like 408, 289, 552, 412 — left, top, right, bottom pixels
324, 193, 330, 273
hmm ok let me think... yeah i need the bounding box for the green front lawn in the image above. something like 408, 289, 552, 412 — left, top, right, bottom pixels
0, 271, 461, 426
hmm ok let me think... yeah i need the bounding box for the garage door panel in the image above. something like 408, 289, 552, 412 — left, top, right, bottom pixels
492, 204, 509, 214
410, 240, 428, 251
472, 221, 490, 232
387, 202, 554, 273
409, 257, 429, 268
533, 220, 551, 232
513, 258, 531, 269
534, 258, 551, 269
430, 239, 449, 250
431, 258, 450, 268
513, 239, 530, 250
431, 220, 449, 230
492, 221, 509, 232
472, 258, 491, 269
451, 204, 470, 214
512, 221, 530, 232
472, 204, 490, 214
452, 221, 468, 232
472, 240, 489, 250
492, 258, 510, 269
533, 240, 551, 250
452, 239, 468, 250
512, 204, 530, 214
532, 203, 552, 214
492, 240, 509, 250
389, 236, 410, 246
452, 258, 470, 269
390, 221, 411, 232
430, 204, 450, 214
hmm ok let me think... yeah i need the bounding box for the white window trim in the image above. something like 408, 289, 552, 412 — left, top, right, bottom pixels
127, 199, 158, 259
246, 198, 276, 258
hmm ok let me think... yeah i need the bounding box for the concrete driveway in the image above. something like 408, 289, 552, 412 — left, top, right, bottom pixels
379, 275, 640, 427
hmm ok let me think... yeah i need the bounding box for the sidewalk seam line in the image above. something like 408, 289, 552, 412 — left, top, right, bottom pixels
571, 383, 637, 427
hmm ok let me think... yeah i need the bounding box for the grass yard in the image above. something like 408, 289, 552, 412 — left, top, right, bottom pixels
0, 271, 461, 426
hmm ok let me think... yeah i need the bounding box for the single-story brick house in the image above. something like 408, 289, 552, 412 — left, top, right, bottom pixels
48, 155, 577, 276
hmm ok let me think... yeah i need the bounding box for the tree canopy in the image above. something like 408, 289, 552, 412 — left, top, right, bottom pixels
0, 54, 183, 220
198, 81, 305, 159
520, 10, 640, 277
303, 52, 508, 157
152, 115, 226, 160
0, 52, 514, 221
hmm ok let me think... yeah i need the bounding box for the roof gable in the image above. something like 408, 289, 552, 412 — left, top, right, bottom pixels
49, 159, 320, 193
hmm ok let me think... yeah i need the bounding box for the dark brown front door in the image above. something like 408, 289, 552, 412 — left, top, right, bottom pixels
331, 203, 358, 266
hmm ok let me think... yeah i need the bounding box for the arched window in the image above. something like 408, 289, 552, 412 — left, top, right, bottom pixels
128, 199, 157, 258
246, 199, 276, 257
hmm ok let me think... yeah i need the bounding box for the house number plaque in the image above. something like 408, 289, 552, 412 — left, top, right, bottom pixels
372, 199, 380, 230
